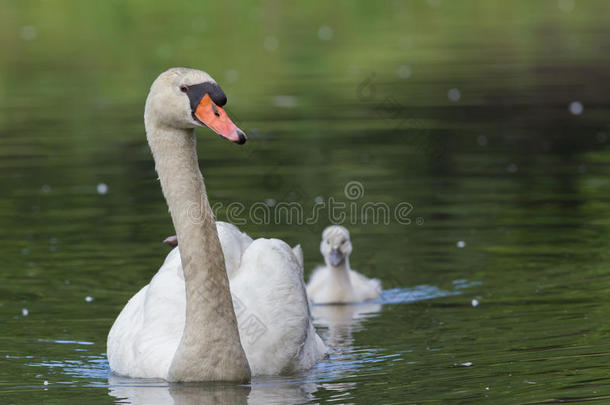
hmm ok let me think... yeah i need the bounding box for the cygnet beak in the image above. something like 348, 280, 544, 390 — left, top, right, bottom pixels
329, 248, 343, 267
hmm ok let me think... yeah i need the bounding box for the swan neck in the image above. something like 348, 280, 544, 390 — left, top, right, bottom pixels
329, 258, 351, 283
146, 123, 250, 382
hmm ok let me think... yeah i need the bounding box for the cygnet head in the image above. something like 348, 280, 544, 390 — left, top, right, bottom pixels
320, 225, 352, 267
144, 67, 246, 144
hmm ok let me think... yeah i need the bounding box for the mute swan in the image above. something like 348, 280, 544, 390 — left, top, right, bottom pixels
306, 225, 382, 304
107, 68, 326, 382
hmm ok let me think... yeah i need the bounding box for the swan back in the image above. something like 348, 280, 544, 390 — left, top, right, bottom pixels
230, 238, 325, 374
216, 221, 253, 278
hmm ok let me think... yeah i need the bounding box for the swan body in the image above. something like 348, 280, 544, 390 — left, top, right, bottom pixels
306, 225, 382, 304
229, 238, 325, 375
108, 226, 325, 378
107, 68, 325, 382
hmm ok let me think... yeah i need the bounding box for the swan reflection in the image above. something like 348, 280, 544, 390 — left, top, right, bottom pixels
311, 302, 382, 348
108, 374, 317, 405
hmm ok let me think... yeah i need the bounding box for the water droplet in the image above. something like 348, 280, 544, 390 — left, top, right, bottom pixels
397, 65, 411, 79
461, 362, 473, 367
20, 25, 37, 41
265, 198, 276, 207
457, 240, 466, 248
263, 36, 279, 51
569, 101, 583, 115
317, 25, 333, 41
97, 183, 108, 195
43, 380, 48, 386
225, 69, 239, 83
191, 18, 206, 32
271, 95, 297, 108
22, 308, 29, 316
314, 196, 324, 205
472, 299, 479, 307
558, 0, 575, 13
85, 296, 94, 303
448, 88, 461, 102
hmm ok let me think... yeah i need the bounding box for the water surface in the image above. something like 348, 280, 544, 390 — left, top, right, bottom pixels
1, 1, 610, 403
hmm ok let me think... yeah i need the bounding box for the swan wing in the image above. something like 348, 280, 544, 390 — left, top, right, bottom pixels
348, 269, 382, 301
213, 221, 253, 277
230, 238, 327, 375
107, 248, 185, 379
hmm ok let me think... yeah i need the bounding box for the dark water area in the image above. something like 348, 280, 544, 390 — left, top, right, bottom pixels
1, 1, 610, 403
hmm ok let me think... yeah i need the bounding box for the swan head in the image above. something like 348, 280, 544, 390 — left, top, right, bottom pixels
320, 225, 352, 267
144, 67, 246, 144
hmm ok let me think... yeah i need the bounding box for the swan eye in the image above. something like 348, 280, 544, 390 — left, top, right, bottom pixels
180, 85, 188, 93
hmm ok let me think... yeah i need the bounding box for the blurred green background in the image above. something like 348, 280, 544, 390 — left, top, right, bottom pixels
1, 0, 610, 403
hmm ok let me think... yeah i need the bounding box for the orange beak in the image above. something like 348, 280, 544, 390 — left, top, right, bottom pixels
194, 94, 247, 145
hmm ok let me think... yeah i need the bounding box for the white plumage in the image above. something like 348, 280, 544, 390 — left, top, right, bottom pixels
108, 222, 327, 378
306, 225, 382, 304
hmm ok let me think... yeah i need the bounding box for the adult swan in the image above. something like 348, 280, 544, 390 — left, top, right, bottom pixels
107, 68, 326, 382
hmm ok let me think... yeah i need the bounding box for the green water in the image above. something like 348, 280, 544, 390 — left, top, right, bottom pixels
2, 0, 610, 403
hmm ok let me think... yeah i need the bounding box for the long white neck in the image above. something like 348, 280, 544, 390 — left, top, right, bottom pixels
146, 121, 250, 382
